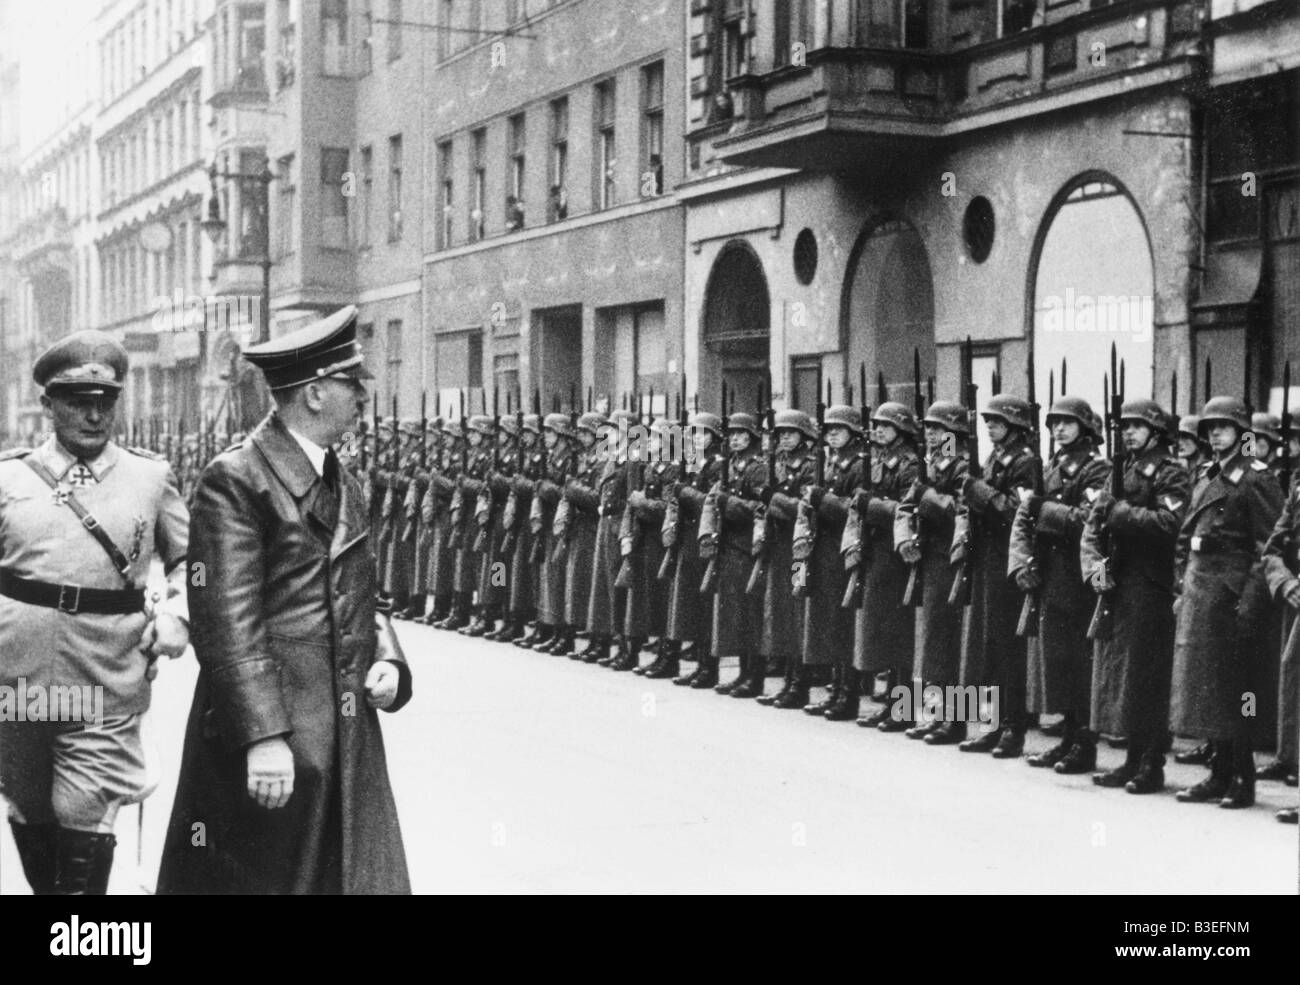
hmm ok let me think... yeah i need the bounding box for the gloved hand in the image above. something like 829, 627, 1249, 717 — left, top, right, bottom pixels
1092, 490, 1116, 523
1088, 565, 1115, 595
898, 539, 922, 565
1014, 566, 1041, 592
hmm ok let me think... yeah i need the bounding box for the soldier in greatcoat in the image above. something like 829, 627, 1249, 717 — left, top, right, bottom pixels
522, 413, 578, 653
670, 413, 725, 687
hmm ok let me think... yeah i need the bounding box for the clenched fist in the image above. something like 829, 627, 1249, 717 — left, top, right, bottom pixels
247, 736, 294, 810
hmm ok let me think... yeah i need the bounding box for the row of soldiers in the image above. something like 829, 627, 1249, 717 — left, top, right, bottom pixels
351, 378, 1300, 824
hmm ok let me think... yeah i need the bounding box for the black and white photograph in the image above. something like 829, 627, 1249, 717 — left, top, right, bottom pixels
0, 0, 1296, 932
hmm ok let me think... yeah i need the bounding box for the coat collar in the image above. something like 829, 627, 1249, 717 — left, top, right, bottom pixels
38, 435, 119, 482
251, 411, 322, 499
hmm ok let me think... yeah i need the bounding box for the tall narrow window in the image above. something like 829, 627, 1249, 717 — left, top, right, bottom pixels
322, 0, 347, 76
388, 134, 403, 242
359, 0, 373, 75
359, 145, 373, 246
549, 96, 568, 222
594, 79, 616, 210
276, 153, 296, 256
321, 147, 349, 248
641, 61, 664, 197
388, 0, 403, 61
469, 127, 486, 241
437, 0, 452, 62
438, 139, 454, 249
506, 113, 525, 230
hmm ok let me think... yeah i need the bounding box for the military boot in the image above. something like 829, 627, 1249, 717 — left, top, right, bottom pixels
9, 821, 56, 895
959, 726, 1003, 753
673, 649, 703, 686
715, 653, 748, 695
460, 605, 495, 637
634, 638, 661, 675
53, 828, 116, 895
596, 636, 622, 667
1176, 742, 1233, 803
1277, 807, 1299, 824
823, 667, 862, 721
689, 655, 721, 689
1174, 741, 1213, 765
1093, 745, 1142, 788
1124, 750, 1165, 795
516, 623, 552, 649
1219, 742, 1256, 809
1053, 730, 1097, 774
803, 665, 841, 716
399, 594, 427, 621
645, 640, 682, 680
731, 653, 765, 699
610, 637, 644, 672
433, 593, 468, 630
1028, 716, 1075, 768
759, 658, 796, 706
990, 722, 1026, 759
926, 721, 968, 745
1256, 757, 1297, 782
906, 718, 941, 740
421, 593, 452, 625
772, 664, 810, 709
577, 636, 610, 664
549, 627, 578, 657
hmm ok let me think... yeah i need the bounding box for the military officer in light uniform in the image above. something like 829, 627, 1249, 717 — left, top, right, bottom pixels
0, 330, 190, 895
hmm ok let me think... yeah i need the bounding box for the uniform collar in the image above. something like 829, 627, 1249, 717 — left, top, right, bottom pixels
286, 427, 327, 477
251, 411, 321, 498
40, 435, 119, 482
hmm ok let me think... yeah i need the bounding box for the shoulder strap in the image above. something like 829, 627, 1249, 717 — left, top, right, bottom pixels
22, 457, 137, 587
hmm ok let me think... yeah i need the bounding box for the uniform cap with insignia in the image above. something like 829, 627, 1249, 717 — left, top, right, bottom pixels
33, 330, 129, 395
241, 305, 372, 390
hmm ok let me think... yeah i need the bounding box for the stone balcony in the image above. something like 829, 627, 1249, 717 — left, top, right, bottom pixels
708, 0, 1204, 172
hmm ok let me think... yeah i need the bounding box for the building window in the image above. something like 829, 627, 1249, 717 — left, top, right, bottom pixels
321, 147, 350, 248
359, 0, 373, 75
721, 5, 746, 79
437, 139, 454, 249
469, 127, 486, 241
388, 0, 403, 62
359, 145, 373, 247
641, 61, 664, 197
999, 0, 1035, 37
276, 153, 296, 256
388, 134, 403, 242
506, 113, 525, 230
386, 319, 403, 399
594, 79, 616, 210
467, 330, 483, 388
276, 0, 295, 88
322, 0, 348, 76
437, 0, 452, 61
549, 96, 568, 222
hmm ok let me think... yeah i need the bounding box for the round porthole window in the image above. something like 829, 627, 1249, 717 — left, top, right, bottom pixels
793, 228, 818, 285
963, 196, 995, 263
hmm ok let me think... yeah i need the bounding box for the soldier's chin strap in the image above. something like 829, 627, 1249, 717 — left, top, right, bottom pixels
21, 457, 138, 589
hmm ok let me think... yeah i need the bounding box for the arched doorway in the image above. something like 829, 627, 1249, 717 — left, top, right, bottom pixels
1030, 175, 1154, 455
842, 219, 935, 409
702, 241, 770, 411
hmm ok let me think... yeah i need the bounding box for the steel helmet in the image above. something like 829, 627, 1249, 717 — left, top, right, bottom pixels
726, 412, 761, 437
1251, 412, 1281, 444
523, 413, 542, 434
467, 414, 496, 436
822, 405, 864, 434
981, 394, 1035, 432
1198, 397, 1251, 437
870, 401, 920, 439
576, 411, 607, 434
1119, 398, 1169, 434
773, 408, 818, 441
498, 415, 522, 437
689, 411, 724, 439
1178, 415, 1201, 440
922, 400, 970, 436
442, 420, 464, 439
543, 412, 574, 437
426, 416, 443, 433
608, 408, 639, 427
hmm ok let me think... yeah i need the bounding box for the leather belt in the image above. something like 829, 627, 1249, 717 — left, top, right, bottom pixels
1189, 534, 1250, 555
0, 570, 145, 615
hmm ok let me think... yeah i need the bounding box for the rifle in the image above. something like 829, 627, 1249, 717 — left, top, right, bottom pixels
902, 349, 926, 606
747, 388, 776, 596
842, 367, 874, 609
657, 376, 688, 582
1016, 337, 1044, 637
1282, 362, 1292, 492
1087, 344, 1125, 641
700, 383, 728, 594
948, 337, 980, 606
